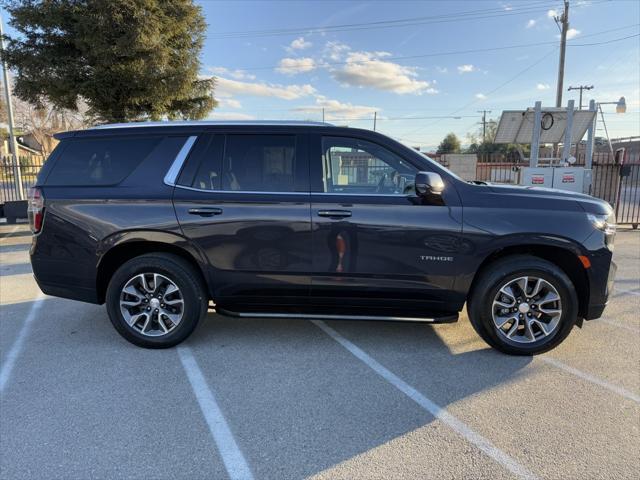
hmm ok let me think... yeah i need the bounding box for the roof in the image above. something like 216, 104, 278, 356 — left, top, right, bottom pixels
89, 120, 334, 130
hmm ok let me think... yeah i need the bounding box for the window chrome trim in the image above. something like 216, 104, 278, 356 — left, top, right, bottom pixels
163, 136, 198, 186
173, 184, 306, 195
172, 184, 410, 197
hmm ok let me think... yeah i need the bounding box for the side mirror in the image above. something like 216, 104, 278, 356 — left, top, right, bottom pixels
415, 171, 445, 197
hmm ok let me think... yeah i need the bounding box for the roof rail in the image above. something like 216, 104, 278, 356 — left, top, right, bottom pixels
90, 120, 335, 130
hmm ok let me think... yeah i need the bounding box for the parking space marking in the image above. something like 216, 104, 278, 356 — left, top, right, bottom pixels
0, 293, 45, 393
313, 320, 539, 480
615, 287, 640, 297
600, 318, 640, 334
540, 356, 640, 403
177, 346, 254, 480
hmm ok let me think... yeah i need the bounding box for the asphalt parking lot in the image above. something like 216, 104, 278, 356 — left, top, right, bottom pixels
1, 222, 638, 480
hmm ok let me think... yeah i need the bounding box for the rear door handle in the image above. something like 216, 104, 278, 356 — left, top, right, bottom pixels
317, 210, 352, 218
188, 207, 223, 217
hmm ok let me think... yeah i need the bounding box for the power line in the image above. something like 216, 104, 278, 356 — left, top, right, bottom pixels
210, 25, 639, 73
207, 1, 605, 39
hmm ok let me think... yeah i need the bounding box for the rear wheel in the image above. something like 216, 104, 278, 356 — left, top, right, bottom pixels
467, 255, 578, 355
106, 253, 207, 348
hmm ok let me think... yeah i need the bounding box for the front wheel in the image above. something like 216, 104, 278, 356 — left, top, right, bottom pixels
106, 253, 207, 348
467, 255, 579, 355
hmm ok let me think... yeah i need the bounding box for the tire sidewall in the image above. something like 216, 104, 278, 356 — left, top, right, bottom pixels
106, 256, 205, 348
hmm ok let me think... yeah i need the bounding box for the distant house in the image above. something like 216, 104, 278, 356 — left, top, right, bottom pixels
1, 133, 45, 157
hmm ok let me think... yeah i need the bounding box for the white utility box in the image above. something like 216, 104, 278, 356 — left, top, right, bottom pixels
520, 167, 591, 193
521, 167, 553, 188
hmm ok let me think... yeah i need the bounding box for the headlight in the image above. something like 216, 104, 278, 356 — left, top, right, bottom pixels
587, 213, 616, 250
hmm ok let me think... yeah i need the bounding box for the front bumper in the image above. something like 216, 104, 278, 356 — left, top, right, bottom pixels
584, 258, 617, 320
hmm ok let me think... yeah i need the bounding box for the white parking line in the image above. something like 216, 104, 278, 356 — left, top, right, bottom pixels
600, 318, 640, 334
616, 287, 640, 297
177, 346, 254, 480
0, 294, 45, 394
540, 356, 640, 404
312, 320, 538, 480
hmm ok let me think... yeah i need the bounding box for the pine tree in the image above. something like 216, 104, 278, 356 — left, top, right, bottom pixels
1, 0, 217, 123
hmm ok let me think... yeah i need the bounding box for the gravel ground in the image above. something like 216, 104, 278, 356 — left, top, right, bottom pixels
1, 222, 638, 480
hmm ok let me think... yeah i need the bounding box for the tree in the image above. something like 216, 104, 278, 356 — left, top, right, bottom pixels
437, 133, 461, 154
1, 0, 217, 123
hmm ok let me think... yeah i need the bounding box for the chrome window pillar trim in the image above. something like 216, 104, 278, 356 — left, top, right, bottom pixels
172, 183, 409, 198
163, 136, 198, 187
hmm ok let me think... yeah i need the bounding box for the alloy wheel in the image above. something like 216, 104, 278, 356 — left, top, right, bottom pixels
119, 273, 184, 337
491, 276, 562, 344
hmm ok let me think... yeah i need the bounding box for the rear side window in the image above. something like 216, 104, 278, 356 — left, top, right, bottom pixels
223, 135, 297, 192
46, 136, 161, 186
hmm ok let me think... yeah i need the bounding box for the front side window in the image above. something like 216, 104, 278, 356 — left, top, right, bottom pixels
321, 137, 417, 195
223, 135, 297, 192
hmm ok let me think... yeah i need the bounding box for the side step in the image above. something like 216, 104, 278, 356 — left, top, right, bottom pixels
216, 309, 459, 324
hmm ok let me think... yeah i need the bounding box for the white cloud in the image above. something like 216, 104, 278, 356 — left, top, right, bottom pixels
330, 51, 436, 95
207, 112, 256, 120
501, 3, 513, 11
457, 64, 476, 74
547, 9, 558, 18
207, 66, 255, 81
436, 66, 448, 73
324, 41, 351, 61
566, 28, 580, 39
287, 37, 312, 52
276, 57, 317, 75
526, 19, 536, 28
215, 77, 316, 100
218, 98, 242, 109
475, 93, 487, 100
536, 83, 550, 90
293, 95, 378, 120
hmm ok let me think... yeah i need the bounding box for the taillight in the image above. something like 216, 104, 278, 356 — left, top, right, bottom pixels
28, 187, 44, 234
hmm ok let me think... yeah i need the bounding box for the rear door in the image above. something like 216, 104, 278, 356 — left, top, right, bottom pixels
309, 134, 463, 316
173, 131, 311, 311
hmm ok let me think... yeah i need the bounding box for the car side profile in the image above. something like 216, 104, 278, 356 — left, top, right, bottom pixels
28, 121, 617, 355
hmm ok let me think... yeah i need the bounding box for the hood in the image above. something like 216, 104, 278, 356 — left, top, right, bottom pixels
484, 183, 613, 215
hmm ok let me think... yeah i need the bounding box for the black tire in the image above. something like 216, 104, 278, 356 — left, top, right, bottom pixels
467, 255, 578, 356
106, 253, 208, 348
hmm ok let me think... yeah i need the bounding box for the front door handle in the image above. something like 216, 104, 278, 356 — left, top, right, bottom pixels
188, 207, 223, 217
318, 209, 352, 218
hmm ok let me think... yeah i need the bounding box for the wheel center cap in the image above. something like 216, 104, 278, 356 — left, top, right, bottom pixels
518, 302, 530, 313
150, 298, 160, 309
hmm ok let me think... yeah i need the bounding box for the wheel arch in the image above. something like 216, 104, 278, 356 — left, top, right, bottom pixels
96, 233, 209, 304
468, 242, 590, 321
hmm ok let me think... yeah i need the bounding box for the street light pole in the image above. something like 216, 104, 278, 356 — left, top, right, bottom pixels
0, 14, 24, 200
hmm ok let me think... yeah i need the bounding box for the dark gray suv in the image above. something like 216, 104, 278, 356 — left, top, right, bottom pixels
28, 121, 616, 355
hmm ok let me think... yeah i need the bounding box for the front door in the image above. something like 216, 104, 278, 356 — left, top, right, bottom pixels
309, 134, 463, 316
173, 132, 311, 311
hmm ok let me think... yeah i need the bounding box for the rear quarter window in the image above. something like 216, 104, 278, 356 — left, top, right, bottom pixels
45, 136, 161, 186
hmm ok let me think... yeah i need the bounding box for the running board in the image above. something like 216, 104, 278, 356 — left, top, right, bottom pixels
216, 309, 458, 324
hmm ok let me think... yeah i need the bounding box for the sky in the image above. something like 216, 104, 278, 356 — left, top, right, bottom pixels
196, 0, 639, 150
2, 0, 639, 150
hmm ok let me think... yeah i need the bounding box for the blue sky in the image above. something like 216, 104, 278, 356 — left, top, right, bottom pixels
198, 0, 639, 149
2, 0, 639, 150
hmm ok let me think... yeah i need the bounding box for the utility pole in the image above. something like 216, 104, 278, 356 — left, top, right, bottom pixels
554, 1, 569, 108
322, 107, 325, 122
568, 85, 593, 110
0, 15, 24, 200
373, 111, 377, 131
478, 110, 492, 142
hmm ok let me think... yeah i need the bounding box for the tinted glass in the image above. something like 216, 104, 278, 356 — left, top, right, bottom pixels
223, 135, 297, 192
322, 137, 416, 194
190, 135, 224, 190
46, 136, 160, 186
